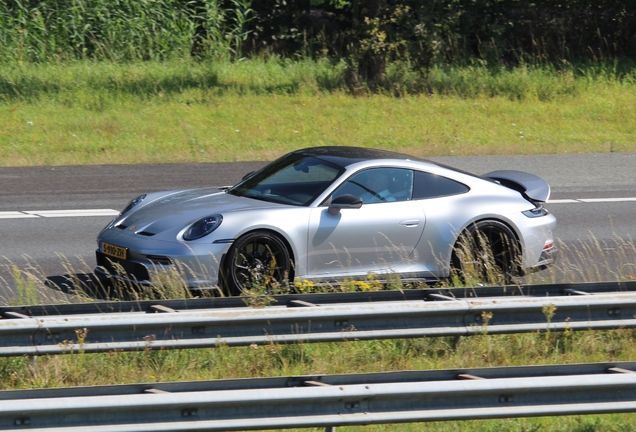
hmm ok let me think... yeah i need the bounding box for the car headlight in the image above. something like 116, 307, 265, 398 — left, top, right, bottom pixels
120, 194, 146, 216
183, 214, 223, 241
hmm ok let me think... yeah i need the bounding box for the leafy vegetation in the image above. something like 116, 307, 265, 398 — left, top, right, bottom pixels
0, 0, 254, 62
3, 1, 635, 62
1, 0, 634, 92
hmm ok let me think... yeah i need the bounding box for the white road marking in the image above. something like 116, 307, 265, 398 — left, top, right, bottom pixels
546, 199, 579, 204
577, 198, 636, 203
547, 198, 636, 204
0, 198, 634, 220
0, 209, 119, 219
0, 212, 39, 219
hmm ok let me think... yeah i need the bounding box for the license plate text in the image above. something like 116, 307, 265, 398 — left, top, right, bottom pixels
102, 242, 127, 260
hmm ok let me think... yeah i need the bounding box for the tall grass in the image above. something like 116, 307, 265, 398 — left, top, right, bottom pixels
1, 230, 636, 429
423, 62, 636, 100
525, 235, 636, 285
0, 0, 254, 63
2, 59, 635, 103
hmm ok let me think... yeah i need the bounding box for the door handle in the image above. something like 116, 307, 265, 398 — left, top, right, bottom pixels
399, 220, 420, 227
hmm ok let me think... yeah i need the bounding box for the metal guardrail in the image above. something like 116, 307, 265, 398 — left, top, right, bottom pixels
4, 280, 636, 317
0, 281, 636, 356
2, 362, 636, 431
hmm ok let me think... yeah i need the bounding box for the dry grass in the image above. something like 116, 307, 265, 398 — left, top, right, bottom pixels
1, 235, 636, 430
524, 235, 636, 285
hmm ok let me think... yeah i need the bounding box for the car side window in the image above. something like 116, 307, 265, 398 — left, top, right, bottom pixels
412, 171, 469, 199
332, 168, 414, 204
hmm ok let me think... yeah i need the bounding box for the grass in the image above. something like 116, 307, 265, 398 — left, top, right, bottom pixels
2, 314, 636, 431
1, 58, 636, 430
5, 306, 636, 389
2, 231, 636, 430
527, 235, 636, 285
1, 59, 635, 167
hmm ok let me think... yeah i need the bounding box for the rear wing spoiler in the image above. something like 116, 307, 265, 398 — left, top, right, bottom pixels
483, 170, 551, 203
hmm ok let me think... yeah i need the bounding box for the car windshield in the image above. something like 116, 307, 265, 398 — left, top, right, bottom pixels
228, 153, 345, 206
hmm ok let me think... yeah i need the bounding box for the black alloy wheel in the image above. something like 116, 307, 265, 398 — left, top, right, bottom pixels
223, 230, 292, 295
451, 220, 520, 285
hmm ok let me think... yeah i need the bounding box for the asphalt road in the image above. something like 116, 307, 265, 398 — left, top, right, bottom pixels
1, 153, 635, 302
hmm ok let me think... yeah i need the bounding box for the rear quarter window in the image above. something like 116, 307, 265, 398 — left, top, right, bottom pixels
412, 171, 469, 199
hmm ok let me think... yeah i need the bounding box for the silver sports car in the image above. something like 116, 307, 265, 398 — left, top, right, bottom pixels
95, 146, 557, 294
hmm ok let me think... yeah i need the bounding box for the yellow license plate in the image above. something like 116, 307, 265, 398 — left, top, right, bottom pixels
101, 242, 127, 260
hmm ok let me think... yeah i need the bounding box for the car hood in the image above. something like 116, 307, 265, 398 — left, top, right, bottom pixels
118, 188, 286, 235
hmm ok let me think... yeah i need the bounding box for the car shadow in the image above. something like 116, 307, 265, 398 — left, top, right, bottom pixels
45, 273, 126, 301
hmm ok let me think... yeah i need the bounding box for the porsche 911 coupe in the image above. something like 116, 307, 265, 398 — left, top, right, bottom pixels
95, 146, 557, 294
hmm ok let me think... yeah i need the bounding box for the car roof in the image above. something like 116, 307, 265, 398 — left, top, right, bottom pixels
293, 146, 426, 167
291, 146, 489, 184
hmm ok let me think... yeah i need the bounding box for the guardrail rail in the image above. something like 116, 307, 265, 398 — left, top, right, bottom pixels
2, 361, 636, 431
0, 281, 635, 357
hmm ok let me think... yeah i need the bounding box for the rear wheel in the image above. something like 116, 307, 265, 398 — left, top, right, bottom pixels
222, 230, 292, 295
450, 220, 520, 285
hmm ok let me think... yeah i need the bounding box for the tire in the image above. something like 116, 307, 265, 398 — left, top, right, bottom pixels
222, 230, 292, 295
450, 220, 520, 285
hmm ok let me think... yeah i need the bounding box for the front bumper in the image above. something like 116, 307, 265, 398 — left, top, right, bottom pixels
94, 250, 225, 290
94, 233, 232, 290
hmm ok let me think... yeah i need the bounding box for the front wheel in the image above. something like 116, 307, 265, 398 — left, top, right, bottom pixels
450, 220, 520, 285
222, 230, 292, 295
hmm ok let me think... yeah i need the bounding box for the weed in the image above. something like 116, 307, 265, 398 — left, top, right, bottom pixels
524, 235, 636, 285
11, 264, 38, 305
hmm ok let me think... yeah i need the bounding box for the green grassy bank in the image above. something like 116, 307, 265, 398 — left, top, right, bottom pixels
1, 59, 635, 166
2, 59, 636, 431
3, 326, 636, 431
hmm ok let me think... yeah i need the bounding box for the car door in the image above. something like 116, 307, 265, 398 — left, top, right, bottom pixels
306, 168, 425, 277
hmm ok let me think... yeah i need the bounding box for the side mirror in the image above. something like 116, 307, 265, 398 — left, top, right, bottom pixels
328, 194, 363, 215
